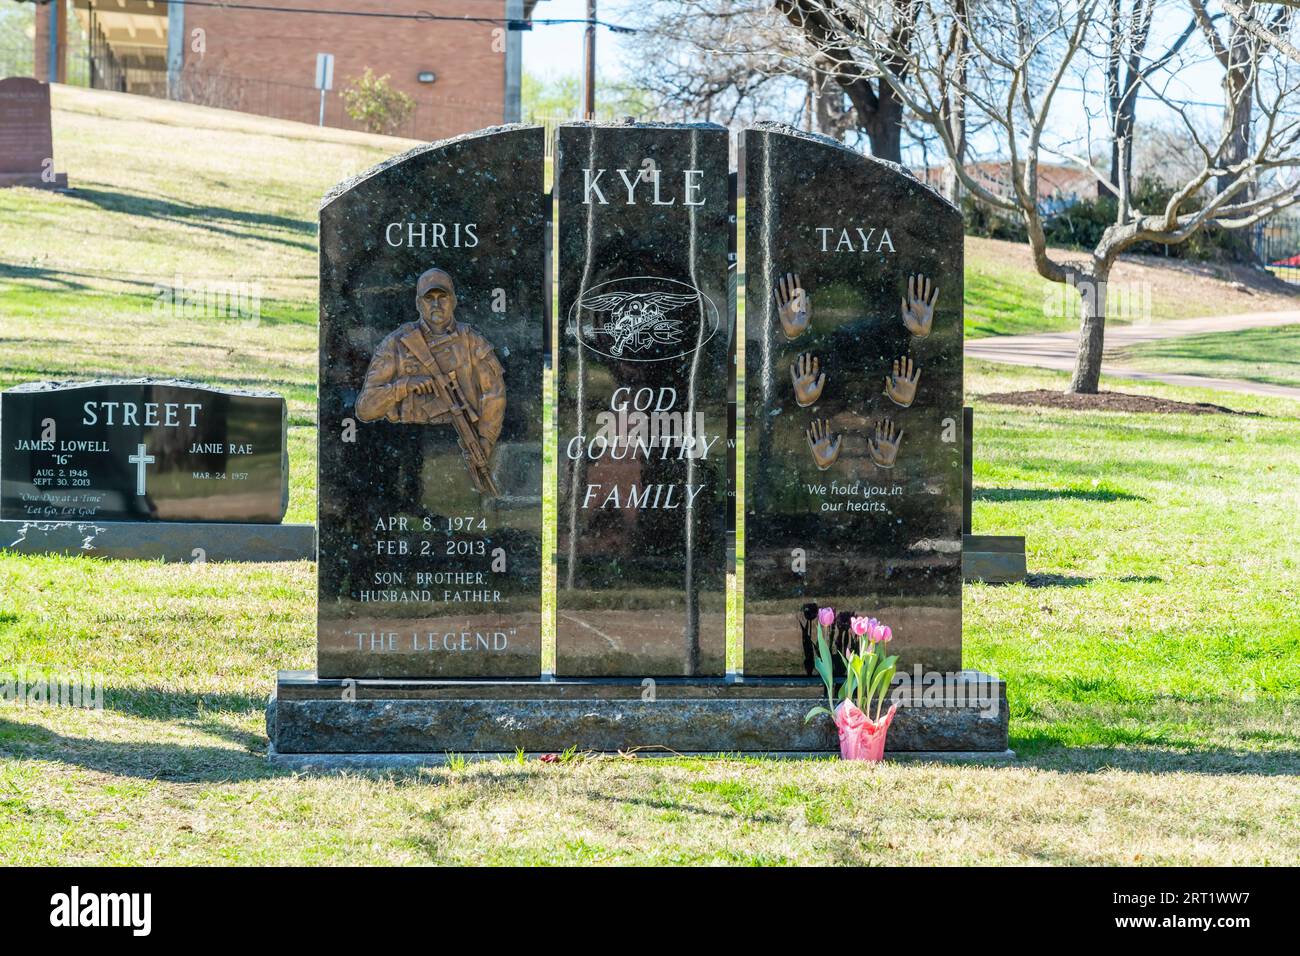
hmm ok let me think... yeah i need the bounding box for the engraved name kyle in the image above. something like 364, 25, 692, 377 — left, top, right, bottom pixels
582, 167, 706, 205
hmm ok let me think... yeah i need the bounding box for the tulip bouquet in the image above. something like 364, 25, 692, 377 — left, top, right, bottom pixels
803, 607, 900, 761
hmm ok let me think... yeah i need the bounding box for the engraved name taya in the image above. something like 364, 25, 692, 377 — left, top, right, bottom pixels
817, 226, 895, 253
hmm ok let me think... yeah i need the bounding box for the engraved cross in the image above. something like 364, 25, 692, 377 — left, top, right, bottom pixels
128, 443, 155, 496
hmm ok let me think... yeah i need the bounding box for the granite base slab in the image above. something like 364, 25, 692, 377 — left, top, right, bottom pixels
963, 534, 1026, 583
0, 519, 315, 562
266, 746, 1016, 770
267, 671, 1009, 757
0, 172, 69, 189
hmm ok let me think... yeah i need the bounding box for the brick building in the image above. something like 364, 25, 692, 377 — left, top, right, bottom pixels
34, 0, 535, 139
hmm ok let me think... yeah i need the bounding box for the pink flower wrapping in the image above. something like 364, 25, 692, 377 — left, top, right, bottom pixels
833, 700, 899, 762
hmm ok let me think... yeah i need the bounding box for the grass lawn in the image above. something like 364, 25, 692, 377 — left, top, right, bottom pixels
1, 88, 1298, 865
1115, 324, 1300, 390
2, 357, 1297, 865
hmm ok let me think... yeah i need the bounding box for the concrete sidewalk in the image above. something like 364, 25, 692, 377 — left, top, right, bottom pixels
965, 311, 1300, 400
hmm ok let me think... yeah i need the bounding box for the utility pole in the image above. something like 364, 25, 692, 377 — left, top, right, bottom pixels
48, 0, 60, 84
582, 0, 597, 119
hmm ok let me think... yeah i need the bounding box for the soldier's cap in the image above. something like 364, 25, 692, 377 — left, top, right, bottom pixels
416, 268, 455, 297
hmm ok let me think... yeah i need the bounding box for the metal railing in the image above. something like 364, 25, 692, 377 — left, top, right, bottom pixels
1255, 216, 1300, 284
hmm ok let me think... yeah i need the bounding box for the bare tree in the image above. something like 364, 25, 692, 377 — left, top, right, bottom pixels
622, 2, 822, 128
1103, 1, 1198, 200
1218, 1, 1300, 62
783, 0, 1300, 393
624, 1, 927, 157
771, 0, 920, 161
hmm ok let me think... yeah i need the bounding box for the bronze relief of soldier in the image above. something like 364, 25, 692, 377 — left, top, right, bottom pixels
355, 267, 507, 497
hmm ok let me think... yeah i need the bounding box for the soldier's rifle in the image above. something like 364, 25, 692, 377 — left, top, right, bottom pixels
415, 335, 501, 498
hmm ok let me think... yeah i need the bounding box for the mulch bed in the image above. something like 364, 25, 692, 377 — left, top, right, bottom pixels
979, 389, 1254, 415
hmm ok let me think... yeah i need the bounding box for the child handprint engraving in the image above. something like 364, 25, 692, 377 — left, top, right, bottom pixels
806, 418, 841, 470
790, 352, 825, 407
900, 273, 938, 338
884, 356, 920, 408
868, 418, 903, 469
775, 272, 811, 340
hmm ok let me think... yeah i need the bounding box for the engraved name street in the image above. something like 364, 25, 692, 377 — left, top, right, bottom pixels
316, 126, 546, 678
555, 122, 733, 677
1, 380, 288, 522
742, 125, 965, 676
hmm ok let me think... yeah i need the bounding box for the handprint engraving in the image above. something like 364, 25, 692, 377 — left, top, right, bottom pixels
900, 273, 938, 338
775, 272, 811, 340
868, 418, 904, 469
790, 352, 825, 407
884, 355, 921, 408
806, 418, 841, 470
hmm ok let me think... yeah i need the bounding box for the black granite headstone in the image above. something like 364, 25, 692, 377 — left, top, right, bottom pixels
317, 125, 546, 679
742, 124, 963, 676
1, 379, 287, 522
555, 122, 733, 677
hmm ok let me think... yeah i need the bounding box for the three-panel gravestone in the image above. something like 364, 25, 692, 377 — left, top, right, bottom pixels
268, 122, 1008, 763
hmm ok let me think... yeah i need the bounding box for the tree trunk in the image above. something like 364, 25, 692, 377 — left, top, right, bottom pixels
1068, 271, 1110, 394
1217, 27, 1255, 199
941, 0, 967, 205
941, 162, 963, 205
860, 80, 904, 163
1103, 0, 1123, 199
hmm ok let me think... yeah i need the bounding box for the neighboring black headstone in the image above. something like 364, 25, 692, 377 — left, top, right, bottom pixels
742, 124, 964, 676
316, 125, 546, 679
1, 379, 287, 522
554, 121, 733, 677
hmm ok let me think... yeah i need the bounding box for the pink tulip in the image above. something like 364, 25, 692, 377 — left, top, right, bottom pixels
862, 619, 891, 643
818, 606, 835, 628
850, 616, 868, 637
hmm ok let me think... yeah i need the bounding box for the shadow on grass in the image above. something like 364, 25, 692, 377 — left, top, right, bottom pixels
1013, 742, 1300, 776
0, 711, 566, 786
0, 262, 161, 293
1025, 573, 1093, 587
0, 714, 280, 783
974, 487, 1146, 503
585, 789, 783, 824
71, 187, 315, 247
